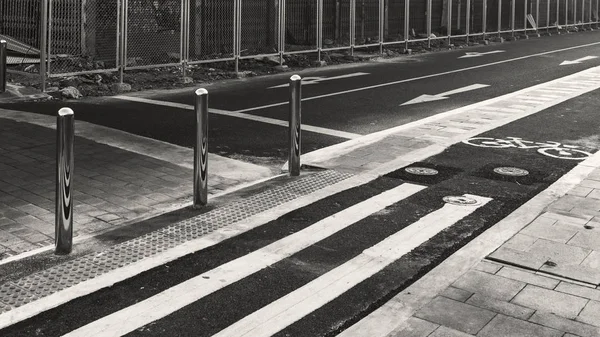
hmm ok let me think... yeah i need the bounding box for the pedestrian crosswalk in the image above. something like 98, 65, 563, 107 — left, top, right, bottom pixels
0, 167, 503, 337
63, 183, 426, 337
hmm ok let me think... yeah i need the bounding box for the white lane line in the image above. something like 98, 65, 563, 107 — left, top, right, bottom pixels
113, 95, 361, 140
233, 41, 600, 113
213, 194, 491, 337
62, 183, 426, 337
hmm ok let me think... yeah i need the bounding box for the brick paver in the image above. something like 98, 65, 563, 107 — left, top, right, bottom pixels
0, 118, 243, 259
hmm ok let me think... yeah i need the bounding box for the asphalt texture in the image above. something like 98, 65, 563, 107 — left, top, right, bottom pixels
3, 31, 600, 169
3, 84, 600, 336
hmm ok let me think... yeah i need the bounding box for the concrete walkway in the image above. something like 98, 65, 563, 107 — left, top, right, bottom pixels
0, 109, 272, 261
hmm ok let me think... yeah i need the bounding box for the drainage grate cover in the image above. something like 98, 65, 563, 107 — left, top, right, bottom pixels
0, 170, 353, 313
493, 167, 529, 177
405, 167, 439, 176
386, 162, 462, 186
443, 195, 480, 206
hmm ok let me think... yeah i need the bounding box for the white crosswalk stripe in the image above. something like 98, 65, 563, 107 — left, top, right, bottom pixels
212, 194, 491, 337
63, 183, 425, 337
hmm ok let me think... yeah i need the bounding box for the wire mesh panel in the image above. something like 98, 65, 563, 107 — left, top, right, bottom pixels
527, 0, 538, 29
470, 0, 486, 33
576, 0, 583, 22
408, 0, 427, 37
431, 0, 445, 36
513, 0, 525, 30
322, 0, 351, 48
354, 0, 380, 45
126, 0, 182, 67
239, 0, 280, 56
48, 0, 119, 76
285, 0, 318, 51
500, 0, 512, 30
537, 0, 548, 27
484, 0, 498, 32
384, 0, 406, 42
565, 0, 575, 25
548, 0, 558, 26
0, 0, 41, 53
450, 0, 468, 34
189, 0, 235, 61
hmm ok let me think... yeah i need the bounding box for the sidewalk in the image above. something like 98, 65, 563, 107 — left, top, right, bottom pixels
2, 65, 600, 333
0, 109, 273, 261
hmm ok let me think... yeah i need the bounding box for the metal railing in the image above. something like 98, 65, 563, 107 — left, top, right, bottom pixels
1, 0, 598, 87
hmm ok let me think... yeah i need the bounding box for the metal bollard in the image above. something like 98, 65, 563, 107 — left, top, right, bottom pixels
55, 108, 74, 254
193, 88, 208, 207
0, 40, 6, 93
289, 75, 301, 176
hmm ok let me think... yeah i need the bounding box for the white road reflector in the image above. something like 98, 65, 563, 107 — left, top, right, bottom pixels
62, 183, 426, 337
213, 194, 491, 337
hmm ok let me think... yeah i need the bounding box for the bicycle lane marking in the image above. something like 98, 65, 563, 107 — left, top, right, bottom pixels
462, 137, 593, 160
298, 65, 600, 169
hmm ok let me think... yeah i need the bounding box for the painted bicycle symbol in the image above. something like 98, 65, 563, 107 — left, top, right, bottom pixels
462, 137, 592, 160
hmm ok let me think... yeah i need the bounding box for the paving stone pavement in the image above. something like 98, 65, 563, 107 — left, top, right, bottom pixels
392, 171, 600, 337
0, 117, 253, 260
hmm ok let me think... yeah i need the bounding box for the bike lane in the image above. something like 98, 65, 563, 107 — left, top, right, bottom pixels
1, 92, 599, 336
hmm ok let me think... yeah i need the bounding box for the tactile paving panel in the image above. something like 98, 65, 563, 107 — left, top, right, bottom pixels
0, 282, 39, 309
0, 301, 11, 314
0, 170, 353, 313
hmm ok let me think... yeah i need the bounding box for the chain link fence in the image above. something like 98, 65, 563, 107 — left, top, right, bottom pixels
0, 0, 41, 66
47, 0, 120, 77
1, 0, 598, 85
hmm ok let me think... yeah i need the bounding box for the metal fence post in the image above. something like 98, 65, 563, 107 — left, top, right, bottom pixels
120, 0, 128, 84
512, 0, 516, 36
404, 0, 410, 49
0, 40, 6, 93
289, 75, 301, 176
447, 0, 453, 44
194, 88, 208, 207
499, 0, 502, 36
40, 0, 48, 92
467, 0, 472, 42
55, 108, 74, 254
482, 0, 487, 38
427, 0, 432, 47
524, 0, 528, 33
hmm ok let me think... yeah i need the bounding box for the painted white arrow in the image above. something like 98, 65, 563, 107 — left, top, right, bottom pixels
458, 50, 505, 59
401, 84, 490, 106
560, 56, 598, 65
268, 72, 369, 88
